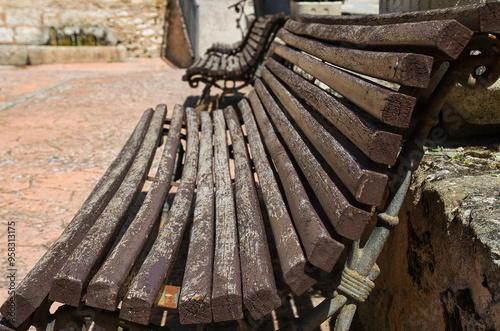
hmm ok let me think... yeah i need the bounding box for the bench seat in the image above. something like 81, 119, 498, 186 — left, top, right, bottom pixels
2, 2, 500, 330
182, 13, 285, 95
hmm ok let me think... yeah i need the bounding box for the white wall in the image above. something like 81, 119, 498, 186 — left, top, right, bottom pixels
196, 0, 254, 55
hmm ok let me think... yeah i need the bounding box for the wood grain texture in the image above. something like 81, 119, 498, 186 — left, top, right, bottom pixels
224, 105, 281, 320
297, 2, 500, 33
255, 79, 371, 241
247, 91, 344, 275
0, 109, 153, 327
261, 67, 388, 206
249, 90, 345, 271
276, 28, 433, 88
265, 57, 402, 166
179, 111, 215, 325
211, 109, 243, 322
119, 107, 199, 326
271, 42, 416, 128
238, 98, 319, 295
85, 104, 184, 311
49, 105, 167, 307
284, 19, 473, 60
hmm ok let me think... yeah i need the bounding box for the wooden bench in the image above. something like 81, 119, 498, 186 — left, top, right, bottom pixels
182, 13, 286, 98
2, 3, 500, 330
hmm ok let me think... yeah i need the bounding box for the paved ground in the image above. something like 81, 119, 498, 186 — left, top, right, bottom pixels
0, 59, 343, 330
0, 58, 200, 310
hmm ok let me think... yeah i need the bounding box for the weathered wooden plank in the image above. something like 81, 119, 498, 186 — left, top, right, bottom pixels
247, 37, 259, 51
202, 54, 218, 74
277, 28, 433, 88
0, 109, 154, 327
85, 105, 184, 311
261, 68, 388, 206
297, 2, 500, 33
249, 31, 262, 44
270, 42, 416, 128
239, 98, 320, 294
248, 90, 345, 272
226, 55, 242, 78
216, 54, 229, 77
239, 53, 249, 73
224, 106, 281, 320
48, 105, 167, 307
265, 57, 402, 166
255, 79, 371, 241
178, 111, 215, 325
119, 107, 200, 326
211, 109, 243, 322
186, 57, 206, 75
253, 25, 265, 35
243, 47, 254, 67
284, 19, 473, 59
254, 19, 268, 30
209, 55, 223, 76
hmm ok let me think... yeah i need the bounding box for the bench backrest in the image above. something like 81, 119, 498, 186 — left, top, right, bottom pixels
247, 16, 475, 262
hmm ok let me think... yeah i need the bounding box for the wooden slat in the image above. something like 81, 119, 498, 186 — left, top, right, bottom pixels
202, 54, 218, 74
277, 28, 433, 88
224, 106, 281, 320
0, 109, 154, 327
297, 2, 500, 33
209, 55, 223, 76
49, 105, 167, 307
253, 26, 265, 35
284, 19, 473, 59
265, 57, 402, 165
239, 53, 249, 73
216, 54, 229, 77
211, 109, 243, 322
249, 31, 262, 44
271, 43, 416, 128
247, 37, 259, 52
254, 19, 268, 30
238, 98, 319, 295
248, 91, 344, 273
85, 105, 184, 311
186, 57, 204, 75
226, 55, 242, 77
179, 111, 215, 325
243, 47, 254, 67
119, 107, 199, 326
261, 68, 388, 206
255, 78, 371, 241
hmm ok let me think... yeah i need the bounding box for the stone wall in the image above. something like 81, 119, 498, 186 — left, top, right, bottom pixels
0, 0, 167, 58
358, 142, 500, 330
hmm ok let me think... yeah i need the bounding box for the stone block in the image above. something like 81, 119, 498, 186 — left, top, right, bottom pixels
442, 80, 500, 137
0, 27, 14, 43
42, 10, 60, 27
6, 8, 42, 26
15, 26, 45, 44
0, 44, 28, 65
26, 45, 127, 65
59, 10, 108, 27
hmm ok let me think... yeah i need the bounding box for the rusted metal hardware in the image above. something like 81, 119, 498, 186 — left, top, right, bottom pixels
455, 33, 500, 90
